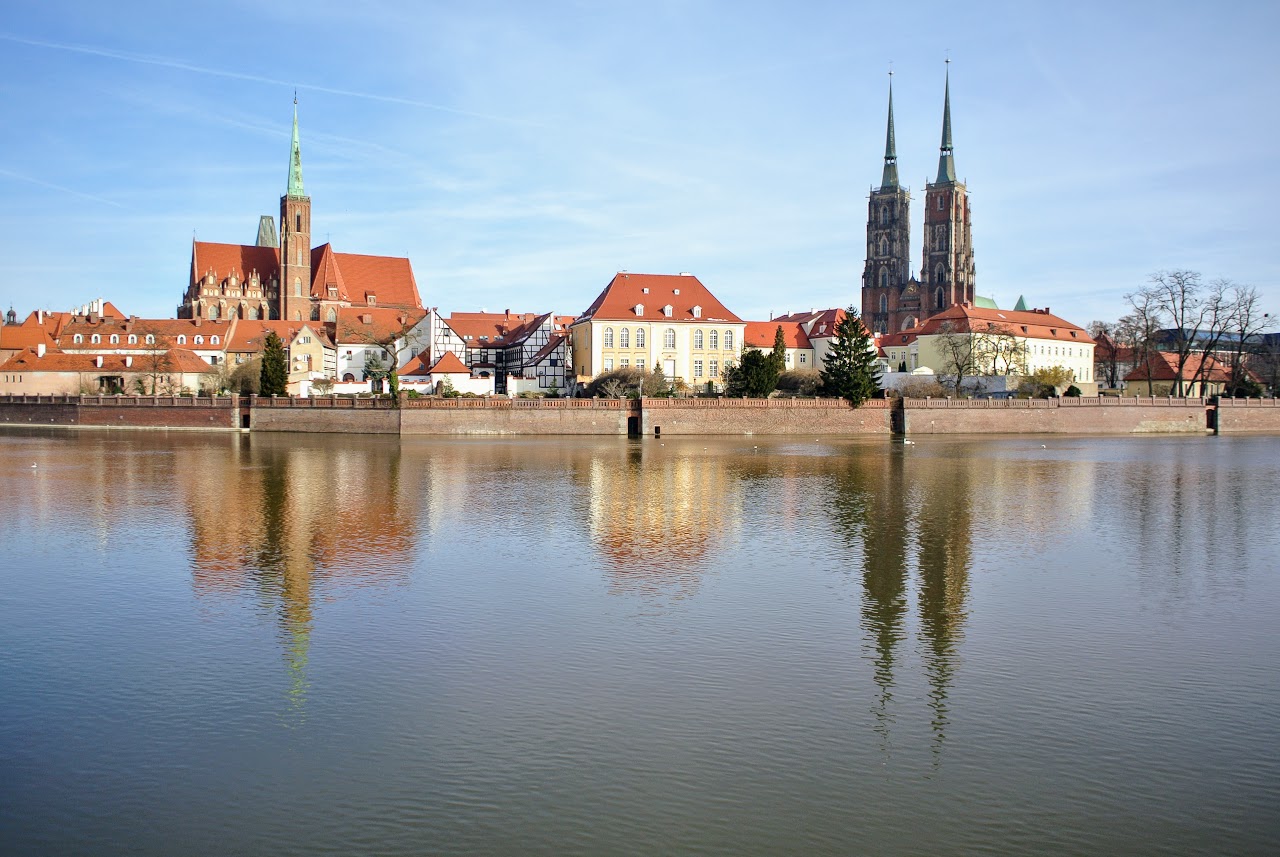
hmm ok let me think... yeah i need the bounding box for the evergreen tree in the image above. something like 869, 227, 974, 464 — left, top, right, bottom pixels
260, 330, 288, 396
724, 348, 780, 397
820, 306, 881, 405
770, 325, 787, 374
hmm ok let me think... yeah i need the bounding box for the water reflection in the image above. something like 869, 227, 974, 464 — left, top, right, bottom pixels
184, 435, 419, 719
827, 445, 969, 757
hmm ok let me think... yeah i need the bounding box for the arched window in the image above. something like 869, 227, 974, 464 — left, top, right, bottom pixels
935, 265, 945, 285
73, 334, 83, 343
127, 335, 137, 344
109, 334, 119, 344
879, 268, 889, 288
935, 287, 946, 309
879, 294, 888, 314
294, 278, 302, 297
327, 308, 337, 323
709, 330, 719, 350
248, 307, 259, 320
209, 305, 219, 320
211, 335, 219, 345
635, 328, 645, 347
177, 335, 186, 345
91, 334, 100, 344
694, 329, 704, 349
664, 329, 676, 349
619, 328, 629, 348
294, 310, 301, 321
194, 335, 204, 345
145, 334, 155, 344
724, 330, 734, 350
880, 206, 889, 225
879, 237, 889, 256
603, 327, 614, 348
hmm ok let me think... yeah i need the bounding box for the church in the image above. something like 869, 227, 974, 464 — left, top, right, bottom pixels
861, 66, 976, 335
177, 103, 422, 324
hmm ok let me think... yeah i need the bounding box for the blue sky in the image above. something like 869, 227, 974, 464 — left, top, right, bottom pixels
1, 0, 1276, 326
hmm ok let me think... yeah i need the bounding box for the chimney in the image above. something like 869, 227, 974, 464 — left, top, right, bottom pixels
37, 309, 44, 324
95, 355, 103, 368
37, 343, 46, 357
194, 316, 202, 328
88, 311, 99, 324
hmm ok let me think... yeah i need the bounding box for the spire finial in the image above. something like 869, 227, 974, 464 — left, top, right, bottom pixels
287, 98, 305, 198
880, 67, 899, 190
936, 59, 956, 183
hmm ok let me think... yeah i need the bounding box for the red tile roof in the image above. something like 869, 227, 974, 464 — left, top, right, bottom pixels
577, 273, 742, 323
915, 303, 1093, 343
192, 241, 280, 284
398, 348, 434, 376
333, 307, 425, 345
745, 321, 812, 349
0, 322, 59, 355
225, 320, 332, 353
0, 348, 215, 374
1124, 352, 1231, 383
447, 311, 547, 346
329, 250, 421, 309
428, 352, 470, 374
59, 317, 233, 349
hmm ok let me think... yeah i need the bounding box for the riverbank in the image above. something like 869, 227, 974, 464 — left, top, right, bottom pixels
3, 393, 1276, 435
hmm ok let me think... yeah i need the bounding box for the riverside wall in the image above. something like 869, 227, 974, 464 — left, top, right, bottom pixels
1215, 398, 1280, 434
640, 397, 892, 435
902, 397, 1212, 434
5, 394, 1280, 436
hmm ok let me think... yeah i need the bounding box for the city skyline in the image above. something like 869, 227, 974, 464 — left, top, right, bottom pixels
1, 1, 1276, 326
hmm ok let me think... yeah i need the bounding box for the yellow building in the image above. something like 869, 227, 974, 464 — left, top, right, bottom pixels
570, 272, 745, 388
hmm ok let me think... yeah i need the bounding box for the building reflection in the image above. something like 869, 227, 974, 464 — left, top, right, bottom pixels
585, 442, 744, 602
181, 435, 420, 720
827, 445, 969, 757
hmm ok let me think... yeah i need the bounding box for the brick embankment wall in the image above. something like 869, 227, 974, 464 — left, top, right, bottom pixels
0, 395, 238, 430
903, 397, 1211, 434
249, 396, 400, 434
1216, 399, 1280, 434
640, 398, 892, 436
401, 398, 633, 435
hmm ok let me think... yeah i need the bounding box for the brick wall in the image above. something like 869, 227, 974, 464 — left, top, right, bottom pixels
1216, 399, 1280, 434
0, 395, 239, 430
250, 396, 399, 434
401, 397, 633, 435
903, 397, 1211, 434
641, 397, 892, 436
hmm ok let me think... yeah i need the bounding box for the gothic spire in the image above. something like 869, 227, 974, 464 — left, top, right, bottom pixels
287, 95, 305, 199
936, 62, 956, 183
881, 72, 899, 190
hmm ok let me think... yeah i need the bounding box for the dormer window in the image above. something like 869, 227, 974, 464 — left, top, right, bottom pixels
194, 335, 204, 345
692, 305, 702, 319
128, 335, 137, 344
634, 304, 644, 316
177, 335, 186, 345
642, 287, 650, 294
673, 288, 680, 296
366, 294, 376, 306
73, 334, 83, 343
109, 334, 119, 344
91, 334, 100, 344
145, 335, 155, 344
211, 335, 219, 344
663, 305, 673, 318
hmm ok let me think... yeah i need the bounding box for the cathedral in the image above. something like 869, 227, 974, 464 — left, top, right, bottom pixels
178, 103, 421, 323
861, 66, 976, 334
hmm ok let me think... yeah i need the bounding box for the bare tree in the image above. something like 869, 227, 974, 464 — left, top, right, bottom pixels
972, 322, 1028, 377
134, 323, 176, 395
1088, 320, 1121, 389
1222, 285, 1268, 394
933, 321, 977, 394
1132, 270, 1212, 397
1119, 288, 1164, 396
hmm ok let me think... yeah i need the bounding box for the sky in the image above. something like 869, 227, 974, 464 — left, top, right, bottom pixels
1, 0, 1277, 327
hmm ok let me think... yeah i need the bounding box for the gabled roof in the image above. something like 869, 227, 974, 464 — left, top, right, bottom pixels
60, 317, 233, 349
916, 303, 1093, 344
428, 351, 470, 375
744, 321, 811, 350
310, 244, 348, 301
448, 311, 547, 346
192, 241, 280, 285
328, 251, 421, 309
576, 273, 742, 324
0, 321, 60, 354
225, 320, 332, 353
398, 348, 434, 376
769, 308, 848, 338
333, 306, 425, 345
528, 333, 568, 366
1124, 352, 1231, 383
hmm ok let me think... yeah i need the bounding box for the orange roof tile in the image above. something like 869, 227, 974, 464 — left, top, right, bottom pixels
59, 317, 233, 349
916, 304, 1092, 343
0, 348, 215, 374
399, 348, 434, 376
744, 321, 811, 349
1124, 352, 1231, 383
192, 241, 280, 284
428, 352, 470, 374
334, 307, 425, 345
577, 273, 742, 323
447, 311, 547, 346
331, 251, 421, 309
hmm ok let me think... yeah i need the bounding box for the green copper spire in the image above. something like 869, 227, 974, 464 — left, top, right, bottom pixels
881, 73, 899, 189
287, 97, 305, 199
936, 62, 956, 184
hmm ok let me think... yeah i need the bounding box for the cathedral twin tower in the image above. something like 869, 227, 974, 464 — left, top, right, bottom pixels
861, 67, 976, 335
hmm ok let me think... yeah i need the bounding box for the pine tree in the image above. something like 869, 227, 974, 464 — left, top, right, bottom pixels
820, 306, 881, 406
770, 325, 787, 374
260, 330, 288, 396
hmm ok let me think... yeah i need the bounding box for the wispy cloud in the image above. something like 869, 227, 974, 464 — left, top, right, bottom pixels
0, 166, 128, 209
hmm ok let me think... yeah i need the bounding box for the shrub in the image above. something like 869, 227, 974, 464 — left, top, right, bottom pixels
897, 377, 946, 398
777, 369, 822, 397
1064, 385, 1082, 397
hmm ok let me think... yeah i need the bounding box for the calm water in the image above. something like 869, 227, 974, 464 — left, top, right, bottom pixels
1, 429, 1277, 856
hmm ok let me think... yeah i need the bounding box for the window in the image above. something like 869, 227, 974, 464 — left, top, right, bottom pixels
664, 329, 676, 349
880, 269, 889, 289
620, 358, 630, 368
211, 335, 219, 345
91, 334, 100, 344
880, 206, 889, 224
176, 335, 186, 344
799, 353, 807, 364
694, 330, 704, 349
128, 335, 137, 344
879, 237, 888, 256
935, 287, 945, 309
619, 328, 629, 348
636, 328, 645, 347
634, 304, 644, 316
209, 305, 219, 320
145, 334, 155, 344
603, 358, 613, 371
663, 305, 673, 318
724, 330, 734, 350
635, 359, 645, 370
694, 360, 704, 378
692, 305, 702, 319
709, 330, 719, 350
710, 359, 719, 377
109, 334, 119, 344
294, 278, 302, 297
73, 334, 83, 343
879, 294, 888, 313
937, 196, 944, 210
300, 335, 312, 344
603, 327, 614, 348
935, 266, 945, 285
194, 335, 204, 345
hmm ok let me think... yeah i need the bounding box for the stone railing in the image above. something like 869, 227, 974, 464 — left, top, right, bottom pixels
0, 394, 236, 407
249, 395, 394, 409
1217, 397, 1279, 407
640, 397, 887, 409
905, 396, 1207, 409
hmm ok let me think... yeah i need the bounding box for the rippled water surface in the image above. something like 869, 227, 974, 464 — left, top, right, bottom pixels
1, 429, 1278, 856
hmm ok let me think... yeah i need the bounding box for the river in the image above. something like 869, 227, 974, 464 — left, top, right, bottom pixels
1, 429, 1277, 856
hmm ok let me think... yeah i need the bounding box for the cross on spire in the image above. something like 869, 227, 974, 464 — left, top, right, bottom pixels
936, 59, 957, 183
